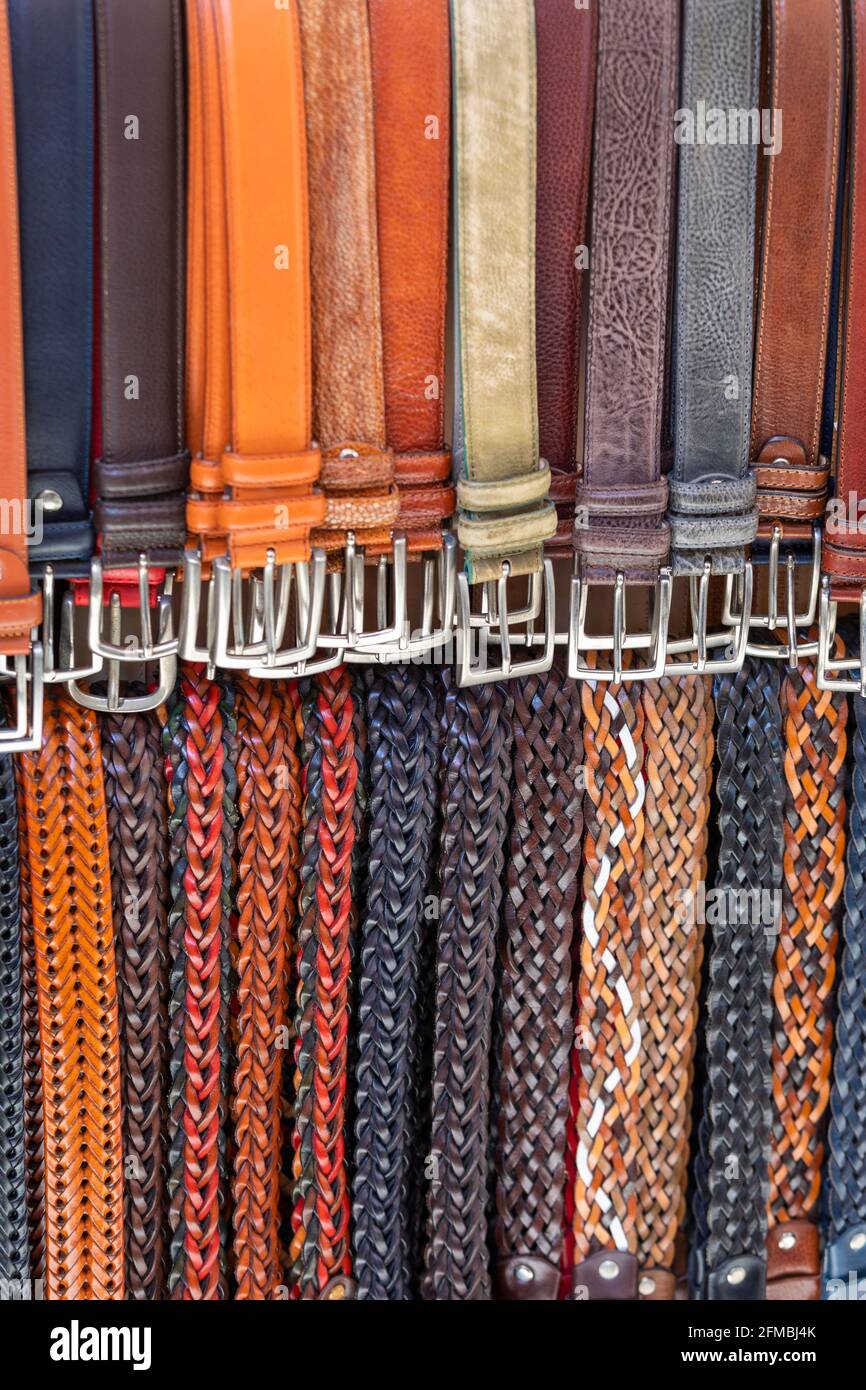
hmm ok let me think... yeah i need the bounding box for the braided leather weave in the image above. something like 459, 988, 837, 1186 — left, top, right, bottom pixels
422, 674, 513, 1302
232, 677, 300, 1300
493, 666, 582, 1298
101, 707, 169, 1301
827, 693, 866, 1250
164, 667, 237, 1300
352, 666, 439, 1301
0, 756, 27, 1283
571, 677, 645, 1282
636, 674, 713, 1287
14, 780, 43, 1283
771, 656, 847, 1224
19, 690, 124, 1300
290, 666, 359, 1299
695, 658, 782, 1291
278, 681, 304, 1285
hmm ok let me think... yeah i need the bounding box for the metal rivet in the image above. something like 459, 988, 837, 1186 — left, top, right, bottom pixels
778, 1232, 796, 1251
326, 1283, 346, 1301
726, 1266, 747, 1286
514, 1263, 534, 1286
638, 1276, 656, 1297
599, 1259, 619, 1282
339, 448, 359, 459
850, 1232, 866, 1253
36, 489, 62, 513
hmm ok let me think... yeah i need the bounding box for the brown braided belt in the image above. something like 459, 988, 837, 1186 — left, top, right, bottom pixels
19, 690, 124, 1299
767, 644, 847, 1297
100, 704, 170, 1300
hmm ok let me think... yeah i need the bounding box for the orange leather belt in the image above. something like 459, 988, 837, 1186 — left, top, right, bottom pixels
185, 0, 323, 574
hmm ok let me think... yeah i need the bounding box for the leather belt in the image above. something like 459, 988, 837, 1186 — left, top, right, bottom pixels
370, 0, 453, 549
568, 0, 678, 682
19, 689, 124, 1299
493, 665, 582, 1301
826, 686, 866, 1298
492, 0, 593, 1303
165, 666, 237, 1300
290, 668, 361, 1300
743, 0, 843, 661
0, 755, 27, 1285
8, 0, 94, 579
231, 677, 299, 1299
819, 0, 866, 693
74, 0, 187, 704
15, 777, 44, 1283
353, 667, 439, 1300
450, 0, 555, 685
182, 0, 324, 673
100, 703, 169, 1301
422, 675, 512, 1300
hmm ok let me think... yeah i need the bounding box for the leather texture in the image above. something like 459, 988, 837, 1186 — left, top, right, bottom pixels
368, 0, 454, 552
8, 0, 95, 575
15, 780, 44, 1283
298, 0, 395, 555
164, 668, 237, 1300
186, 0, 323, 569
668, 0, 761, 575
0, 0, 41, 647
100, 704, 170, 1301
535, 0, 596, 556
290, 668, 362, 1298
422, 675, 513, 1300
751, 0, 843, 535
0, 756, 27, 1282
493, 667, 582, 1298
765, 1219, 821, 1300
451, 0, 554, 583
825, 0, 866, 590
575, 0, 678, 584
19, 691, 124, 1300
353, 668, 439, 1300
92, 0, 188, 565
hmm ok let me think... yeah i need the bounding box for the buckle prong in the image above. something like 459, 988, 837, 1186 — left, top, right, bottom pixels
568, 567, 671, 682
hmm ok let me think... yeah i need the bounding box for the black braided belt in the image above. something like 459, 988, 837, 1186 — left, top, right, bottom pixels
692, 657, 783, 1301
422, 674, 513, 1301
492, 666, 582, 1301
352, 666, 440, 1301
0, 756, 28, 1287
826, 690, 866, 1298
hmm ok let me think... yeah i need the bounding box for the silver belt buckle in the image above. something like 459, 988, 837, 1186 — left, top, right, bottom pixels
664, 558, 753, 676
455, 558, 556, 687
568, 566, 671, 683
722, 525, 821, 662
0, 639, 44, 752
68, 576, 176, 714
817, 575, 866, 694
345, 532, 457, 664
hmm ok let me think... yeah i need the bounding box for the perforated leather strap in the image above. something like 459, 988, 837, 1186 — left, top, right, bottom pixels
825, 0, 866, 594
8, 0, 94, 578
90, 0, 188, 566
667, 0, 761, 575
450, 0, 553, 585
750, 0, 842, 540
19, 691, 124, 1299
574, 0, 677, 585
298, 0, 396, 557
535, 0, 596, 557
186, 0, 323, 570
367, 0, 453, 556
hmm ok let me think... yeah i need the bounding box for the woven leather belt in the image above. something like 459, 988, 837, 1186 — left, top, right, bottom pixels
19, 690, 124, 1299
491, 0, 594, 1302
290, 668, 361, 1299
164, 667, 237, 1300
568, 0, 677, 681
0, 755, 27, 1286
353, 667, 440, 1299
742, 0, 843, 661
422, 674, 512, 1300
451, 0, 556, 685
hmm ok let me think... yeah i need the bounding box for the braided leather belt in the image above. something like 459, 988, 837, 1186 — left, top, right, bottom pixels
0, 755, 27, 1286
164, 668, 237, 1300
19, 691, 124, 1299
